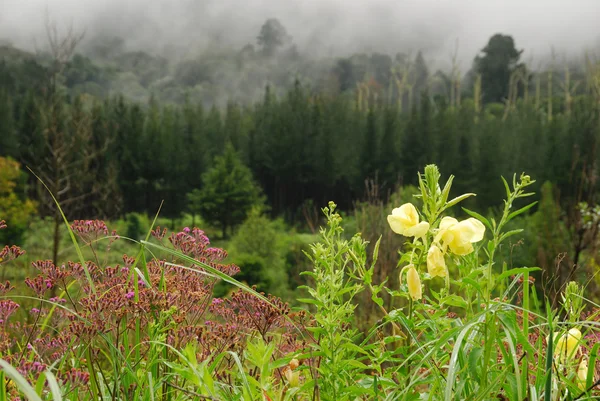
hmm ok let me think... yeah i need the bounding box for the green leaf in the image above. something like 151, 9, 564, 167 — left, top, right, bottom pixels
467, 346, 483, 382
440, 175, 455, 206
228, 351, 253, 399
587, 342, 600, 389
498, 229, 524, 244
462, 208, 492, 231
501, 176, 511, 198
472, 370, 509, 401
372, 293, 384, 307
443, 193, 476, 211
462, 277, 483, 294
34, 373, 45, 396
363, 266, 373, 285
346, 360, 369, 370
0, 371, 5, 400
507, 201, 538, 222
445, 322, 478, 401
296, 298, 323, 307
487, 241, 495, 255
370, 236, 382, 271
441, 294, 468, 309
496, 267, 541, 283
544, 304, 554, 401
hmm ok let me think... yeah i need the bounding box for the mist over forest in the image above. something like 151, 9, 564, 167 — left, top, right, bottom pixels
4, 2, 600, 398
3, 0, 599, 59
2, 0, 600, 300
1, 0, 599, 106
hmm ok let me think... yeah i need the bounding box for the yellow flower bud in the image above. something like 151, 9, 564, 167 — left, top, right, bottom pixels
284, 367, 300, 387
435, 217, 486, 256
554, 328, 582, 362
387, 203, 430, 238
578, 358, 589, 390
406, 264, 422, 301
427, 245, 447, 278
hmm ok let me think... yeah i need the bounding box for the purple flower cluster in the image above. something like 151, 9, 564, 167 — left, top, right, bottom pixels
0, 245, 25, 265
168, 227, 240, 276
0, 300, 19, 323
0, 221, 307, 396
70, 220, 109, 243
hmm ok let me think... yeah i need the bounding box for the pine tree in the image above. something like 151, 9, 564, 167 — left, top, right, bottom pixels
413, 51, 429, 105
378, 107, 399, 188
223, 102, 245, 151
475, 34, 523, 104
188, 142, 262, 238
0, 91, 17, 158
434, 99, 457, 177
477, 121, 503, 208
17, 91, 44, 170
204, 105, 223, 164
315, 99, 336, 187
182, 101, 206, 190
161, 106, 188, 218
453, 134, 476, 205
141, 97, 165, 213
400, 105, 425, 185
360, 108, 378, 182
418, 89, 433, 164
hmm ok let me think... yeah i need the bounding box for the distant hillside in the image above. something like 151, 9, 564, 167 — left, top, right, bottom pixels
0, 44, 35, 63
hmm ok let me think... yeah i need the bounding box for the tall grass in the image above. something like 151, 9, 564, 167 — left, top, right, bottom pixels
0, 165, 598, 400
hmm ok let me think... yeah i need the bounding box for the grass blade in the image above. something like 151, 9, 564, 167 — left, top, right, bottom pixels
228, 351, 253, 400
544, 303, 554, 401
0, 359, 43, 401
45, 370, 63, 401
27, 168, 96, 294
142, 241, 274, 306
445, 322, 477, 401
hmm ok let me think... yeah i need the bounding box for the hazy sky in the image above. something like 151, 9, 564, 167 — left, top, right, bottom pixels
1, 0, 599, 66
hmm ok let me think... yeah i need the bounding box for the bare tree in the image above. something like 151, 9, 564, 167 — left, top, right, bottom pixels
449, 39, 461, 108
43, 10, 85, 93
28, 16, 113, 266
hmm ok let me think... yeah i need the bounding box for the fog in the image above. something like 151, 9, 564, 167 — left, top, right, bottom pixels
1, 0, 599, 66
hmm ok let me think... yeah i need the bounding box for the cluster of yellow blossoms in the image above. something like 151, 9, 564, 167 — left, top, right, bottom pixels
387, 203, 485, 301
389, 199, 592, 391
550, 328, 589, 390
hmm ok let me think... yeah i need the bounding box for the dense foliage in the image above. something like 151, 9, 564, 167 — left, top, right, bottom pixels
0, 166, 599, 400
1, 27, 600, 336
2, 19, 600, 399
2, 31, 600, 294
0, 158, 36, 245
1, 61, 599, 221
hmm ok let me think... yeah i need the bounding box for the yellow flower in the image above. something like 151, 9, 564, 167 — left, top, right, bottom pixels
427, 245, 447, 278
578, 358, 589, 390
554, 328, 582, 362
387, 203, 430, 238
284, 358, 301, 387
435, 217, 486, 255
406, 264, 422, 301
284, 367, 300, 387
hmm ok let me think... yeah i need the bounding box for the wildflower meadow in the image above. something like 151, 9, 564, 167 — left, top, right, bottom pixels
0, 164, 598, 400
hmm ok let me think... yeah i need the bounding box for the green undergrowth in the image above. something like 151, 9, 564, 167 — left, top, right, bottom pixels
0, 165, 598, 400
